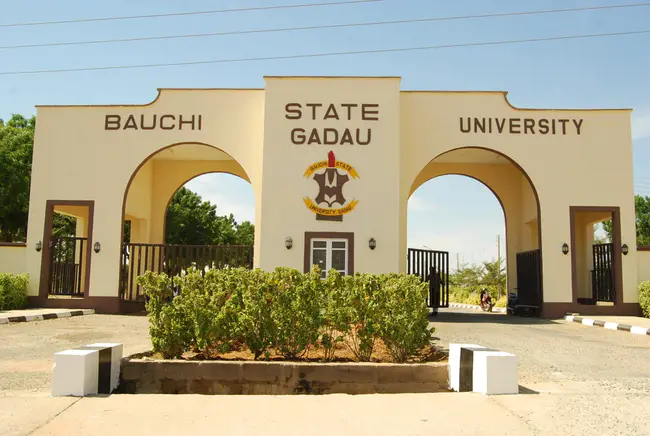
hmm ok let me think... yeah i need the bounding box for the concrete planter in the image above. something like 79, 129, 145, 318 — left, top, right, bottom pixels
118, 358, 449, 395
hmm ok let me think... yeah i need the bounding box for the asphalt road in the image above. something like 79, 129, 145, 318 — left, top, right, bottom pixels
1, 308, 649, 435
432, 308, 650, 436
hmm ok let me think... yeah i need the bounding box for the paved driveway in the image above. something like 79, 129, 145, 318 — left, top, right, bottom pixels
433, 308, 650, 435
1, 309, 649, 435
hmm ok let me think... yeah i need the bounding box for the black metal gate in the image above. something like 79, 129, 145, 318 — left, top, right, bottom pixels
513, 249, 542, 314
407, 248, 449, 309
120, 243, 254, 301
592, 243, 614, 303
48, 237, 88, 296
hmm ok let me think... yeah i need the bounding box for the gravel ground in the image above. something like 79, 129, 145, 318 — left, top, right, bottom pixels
0, 313, 150, 396
432, 308, 650, 436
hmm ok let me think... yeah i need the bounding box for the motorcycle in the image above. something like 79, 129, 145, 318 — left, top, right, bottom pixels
480, 292, 494, 312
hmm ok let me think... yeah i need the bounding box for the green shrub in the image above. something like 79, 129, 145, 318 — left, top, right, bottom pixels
136, 267, 436, 363
321, 269, 349, 361
238, 268, 276, 359
340, 273, 383, 361
270, 267, 323, 359
176, 267, 244, 356
376, 274, 434, 363
137, 271, 192, 359
639, 281, 650, 318
0, 273, 29, 310
494, 295, 507, 308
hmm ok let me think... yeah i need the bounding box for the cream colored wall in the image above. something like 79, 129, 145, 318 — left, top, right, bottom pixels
637, 250, 650, 283
258, 77, 402, 274
26, 78, 637, 306
400, 91, 635, 304
148, 159, 249, 244
27, 89, 265, 297
0, 246, 27, 275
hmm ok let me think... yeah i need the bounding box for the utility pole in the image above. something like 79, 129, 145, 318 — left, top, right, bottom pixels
456, 253, 460, 271
497, 235, 501, 297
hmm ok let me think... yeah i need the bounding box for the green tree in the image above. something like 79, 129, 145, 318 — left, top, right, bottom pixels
0, 114, 35, 242
52, 214, 76, 238
235, 221, 255, 245
602, 195, 650, 246
165, 187, 254, 245
481, 257, 507, 297
450, 262, 483, 289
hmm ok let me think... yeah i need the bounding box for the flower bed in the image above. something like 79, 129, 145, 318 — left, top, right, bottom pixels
122, 267, 448, 395
136, 266, 442, 364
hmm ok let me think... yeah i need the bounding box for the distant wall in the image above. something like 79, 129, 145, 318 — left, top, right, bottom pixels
0, 244, 27, 275
638, 247, 650, 284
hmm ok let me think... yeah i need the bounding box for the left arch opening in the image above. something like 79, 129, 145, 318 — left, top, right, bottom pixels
121, 142, 255, 301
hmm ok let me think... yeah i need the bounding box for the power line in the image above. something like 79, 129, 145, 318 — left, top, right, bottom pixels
2, 29, 649, 76
0, 0, 382, 28
2, 2, 649, 50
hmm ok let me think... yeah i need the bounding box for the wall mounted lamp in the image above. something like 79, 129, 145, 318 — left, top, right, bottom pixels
562, 243, 569, 255
369, 238, 377, 250
94, 242, 101, 253
622, 244, 629, 255
285, 237, 293, 250
35, 241, 42, 252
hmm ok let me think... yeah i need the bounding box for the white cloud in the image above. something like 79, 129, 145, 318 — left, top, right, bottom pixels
632, 111, 650, 141
407, 193, 436, 212
185, 175, 255, 224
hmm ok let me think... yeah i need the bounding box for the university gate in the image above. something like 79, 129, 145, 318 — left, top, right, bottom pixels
407, 248, 450, 310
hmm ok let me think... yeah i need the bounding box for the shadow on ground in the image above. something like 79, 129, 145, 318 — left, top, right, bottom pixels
429, 311, 561, 326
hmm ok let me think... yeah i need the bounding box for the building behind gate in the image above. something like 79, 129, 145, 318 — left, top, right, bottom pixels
0, 76, 644, 317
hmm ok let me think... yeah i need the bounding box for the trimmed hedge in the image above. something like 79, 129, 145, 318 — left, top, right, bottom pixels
0, 273, 29, 310
137, 266, 434, 363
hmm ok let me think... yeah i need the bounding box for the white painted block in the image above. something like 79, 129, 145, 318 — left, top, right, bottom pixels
86, 343, 123, 392
472, 350, 518, 395
582, 318, 595, 326
630, 326, 649, 335
565, 316, 574, 322
52, 349, 99, 397
448, 343, 485, 392
604, 322, 618, 330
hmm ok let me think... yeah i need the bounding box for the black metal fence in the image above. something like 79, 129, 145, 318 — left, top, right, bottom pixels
120, 243, 254, 301
48, 237, 87, 296
407, 248, 450, 308
515, 249, 542, 309
592, 243, 614, 303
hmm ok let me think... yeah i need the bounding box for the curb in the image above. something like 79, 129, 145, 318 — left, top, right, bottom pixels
564, 315, 650, 336
0, 309, 95, 325
448, 302, 507, 314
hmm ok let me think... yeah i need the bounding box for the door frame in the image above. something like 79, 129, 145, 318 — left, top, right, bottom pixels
569, 206, 623, 306
304, 231, 354, 274
39, 200, 95, 299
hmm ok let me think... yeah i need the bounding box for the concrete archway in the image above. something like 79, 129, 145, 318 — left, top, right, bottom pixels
120, 142, 257, 301
405, 146, 542, 298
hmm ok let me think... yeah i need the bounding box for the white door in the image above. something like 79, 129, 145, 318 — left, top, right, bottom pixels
310, 239, 348, 278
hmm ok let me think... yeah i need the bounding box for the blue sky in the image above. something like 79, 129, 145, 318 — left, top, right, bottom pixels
2, 0, 650, 266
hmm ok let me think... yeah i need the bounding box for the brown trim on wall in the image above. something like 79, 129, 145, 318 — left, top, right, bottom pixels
569, 206, 623, 306
38, 200, 95, 299
0, 242, 27, 247
303, 232, 354, 275
542, 302, 640, 319
28, 296, 144, 314
637, 246, 650, 251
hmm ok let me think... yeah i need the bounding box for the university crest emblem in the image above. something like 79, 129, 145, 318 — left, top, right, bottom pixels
303, 151, 359, 221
